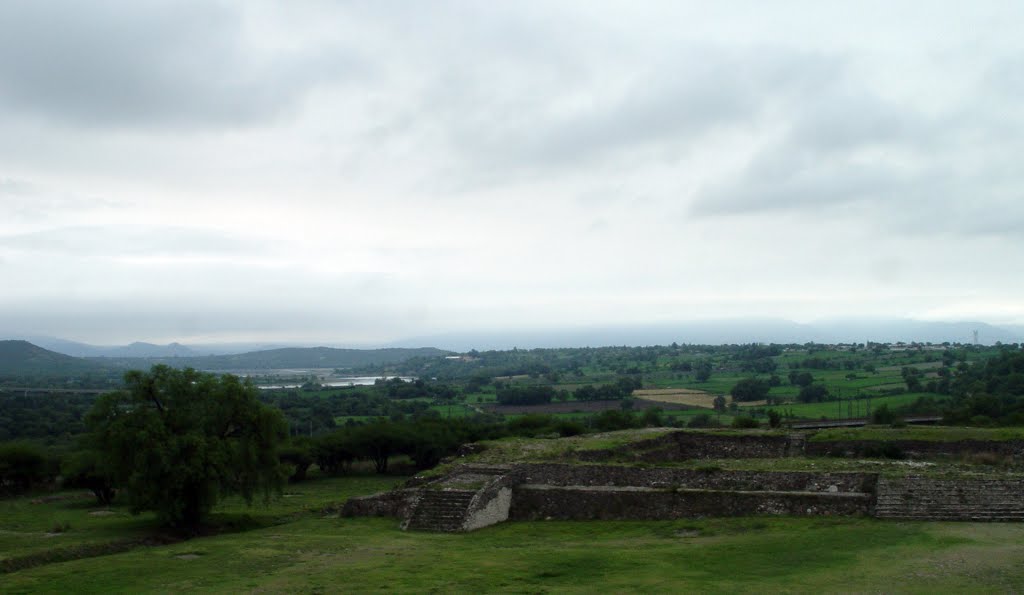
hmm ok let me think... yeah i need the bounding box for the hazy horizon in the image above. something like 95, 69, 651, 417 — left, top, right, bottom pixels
3, 2, 1023, 345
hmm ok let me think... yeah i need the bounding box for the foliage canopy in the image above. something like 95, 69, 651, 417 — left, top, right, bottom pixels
87, 365, 288, 527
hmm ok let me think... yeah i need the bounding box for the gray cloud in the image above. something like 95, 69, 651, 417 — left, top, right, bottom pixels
0, 224, 261, 257
1, 177, 126, 222
0, 1, 361, 129
3, 2, 1024, 342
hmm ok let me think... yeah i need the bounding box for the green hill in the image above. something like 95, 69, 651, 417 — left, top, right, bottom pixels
94, 346, 450, 371
0, 340, 116, 382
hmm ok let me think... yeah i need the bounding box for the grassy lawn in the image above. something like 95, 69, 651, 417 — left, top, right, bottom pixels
0, 474, 404, 563
6, 516, 1024, 593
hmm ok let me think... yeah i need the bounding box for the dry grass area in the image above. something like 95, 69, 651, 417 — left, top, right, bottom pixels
634, 389, 717, 408
635, 389, 765, 408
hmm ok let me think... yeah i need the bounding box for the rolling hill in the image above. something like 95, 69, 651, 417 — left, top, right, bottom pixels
91, 346, 450, 372
0, 340, 115, 379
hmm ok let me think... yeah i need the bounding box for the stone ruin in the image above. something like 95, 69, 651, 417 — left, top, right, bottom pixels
341, 430, 1024, 532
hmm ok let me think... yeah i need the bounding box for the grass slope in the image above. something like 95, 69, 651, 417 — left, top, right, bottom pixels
0, 341, 109, 378
6, 517, 1024, 593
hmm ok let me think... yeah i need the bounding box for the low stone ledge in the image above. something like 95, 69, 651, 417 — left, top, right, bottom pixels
340, 488, 418, 519
508, 484, 872, 521
510, 463, 877, 494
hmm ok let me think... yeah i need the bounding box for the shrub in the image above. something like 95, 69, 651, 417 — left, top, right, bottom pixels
278, 441, 314, 482
592, 410, 639, 432
731, 416, 760, 429
0, 442, 48, 495
61, 449, 116, 505
687, 414, 716, 428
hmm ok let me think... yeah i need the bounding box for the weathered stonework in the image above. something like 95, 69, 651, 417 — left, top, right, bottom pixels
508, 485, 872, 521
805, 439, 1024, 459
509, 463, 876, 494
341, 429, 1024, 532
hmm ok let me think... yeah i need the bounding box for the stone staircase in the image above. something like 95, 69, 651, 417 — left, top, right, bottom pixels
404, 489, 478, 532
875, 477, 1024, 521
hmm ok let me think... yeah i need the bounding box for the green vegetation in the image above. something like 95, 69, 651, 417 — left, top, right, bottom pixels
5, 515, 1024, 592
811, 426, 1024, 443
0, 473, 402, 565
87, 366, 288, 528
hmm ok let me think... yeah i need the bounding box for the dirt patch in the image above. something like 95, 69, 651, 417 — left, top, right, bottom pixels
635, 389, 718, 408
89, 510, 117, 517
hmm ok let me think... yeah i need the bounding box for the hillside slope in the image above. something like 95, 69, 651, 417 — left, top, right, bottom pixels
0, 340, 113, 378
92, 346, 450, 371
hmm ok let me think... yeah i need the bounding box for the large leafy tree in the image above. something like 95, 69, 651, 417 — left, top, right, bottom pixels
87, 365, 288, 528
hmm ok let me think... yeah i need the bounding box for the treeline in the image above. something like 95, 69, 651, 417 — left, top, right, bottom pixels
0, 392, 98, 442
944, 350, 1024, 425
495, 377, 642, 406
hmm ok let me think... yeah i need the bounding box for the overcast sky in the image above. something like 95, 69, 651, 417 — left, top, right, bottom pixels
2, 1, 1023, 345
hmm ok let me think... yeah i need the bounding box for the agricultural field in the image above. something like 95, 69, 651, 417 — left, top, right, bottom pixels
634, 388, 732, 408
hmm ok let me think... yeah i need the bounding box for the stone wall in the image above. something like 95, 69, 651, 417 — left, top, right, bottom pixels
510, 463, 876, 494
508, 485, 872, 521
341, 488, 418, 519
805, 439, 1024, 459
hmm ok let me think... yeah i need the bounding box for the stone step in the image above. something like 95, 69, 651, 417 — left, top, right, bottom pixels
405, 489, 478, 532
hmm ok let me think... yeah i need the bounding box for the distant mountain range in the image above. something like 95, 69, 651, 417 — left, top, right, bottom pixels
0, 340, 449, 383
385, 319, 1024, 351
2, 318, 1021, 381
103, 346, 450, 372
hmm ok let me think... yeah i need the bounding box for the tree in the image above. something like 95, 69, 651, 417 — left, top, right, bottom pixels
730, 378, 770, 402
87, 366, 288, 528
797, 383, 830, 403
694, 360, 713, 383
788, 371, 815, 387
62, 449, 116, 505
0, 442, 47, 495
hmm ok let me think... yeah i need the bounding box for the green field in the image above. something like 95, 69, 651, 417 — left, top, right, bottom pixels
810, 425, 1024, 443
6, 512, 1024, 592
0, 474, 403, 564
762, 392, 949, 420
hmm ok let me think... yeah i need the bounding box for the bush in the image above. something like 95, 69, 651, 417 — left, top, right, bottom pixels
687, 414, 716, 428
592, 410, 639, 432
278, 441, 314, 482
731, 416, 760, 429
730, 378, 770, 402
553, 420, 586, 437
797, 384, 829, 403
312, 432, 357, 475
0, 442, 48, 495
61, 449, 116, 505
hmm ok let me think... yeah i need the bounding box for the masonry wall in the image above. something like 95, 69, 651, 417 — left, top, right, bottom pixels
341, 488, 418, 518
805, 439, 1024, 459
508, 485, 872, 521
511, 464, 876, 494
